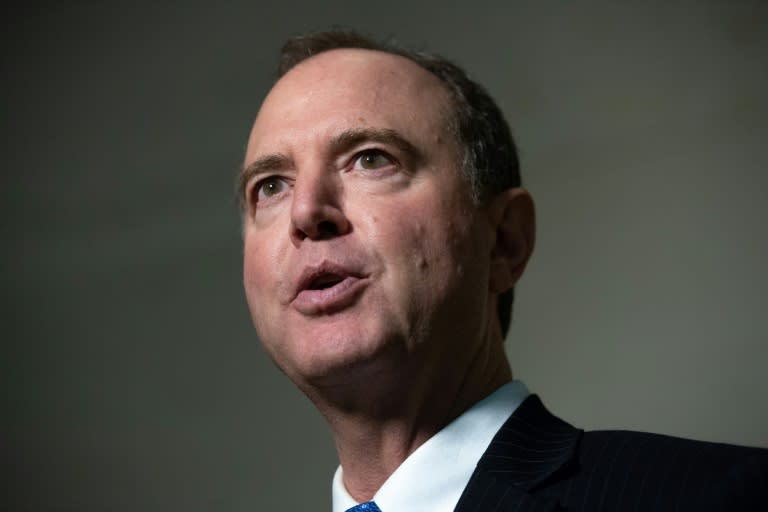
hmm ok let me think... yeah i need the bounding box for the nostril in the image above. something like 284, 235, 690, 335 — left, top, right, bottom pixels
316, 220, 339, 238
289, 199, 350, 243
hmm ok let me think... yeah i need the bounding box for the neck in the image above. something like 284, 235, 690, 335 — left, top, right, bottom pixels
307, 324, 512, 502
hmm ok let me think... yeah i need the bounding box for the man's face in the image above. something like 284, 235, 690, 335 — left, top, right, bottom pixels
241, 49, 497, 387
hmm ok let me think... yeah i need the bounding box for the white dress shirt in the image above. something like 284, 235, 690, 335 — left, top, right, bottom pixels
332, 380, 530, 512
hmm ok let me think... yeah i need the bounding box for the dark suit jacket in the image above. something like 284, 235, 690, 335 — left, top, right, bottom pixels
455, 395, 768, 511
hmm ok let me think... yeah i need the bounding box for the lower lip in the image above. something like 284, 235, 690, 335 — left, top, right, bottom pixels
292, 276, 369, 315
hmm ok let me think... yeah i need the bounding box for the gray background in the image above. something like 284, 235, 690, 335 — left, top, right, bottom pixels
4, 1, 767, 510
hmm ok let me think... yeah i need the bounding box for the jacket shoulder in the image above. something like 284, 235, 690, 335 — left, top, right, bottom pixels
569, 429, 768, 511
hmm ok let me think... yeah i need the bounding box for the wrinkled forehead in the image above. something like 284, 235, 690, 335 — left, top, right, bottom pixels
247, 49, 456, 153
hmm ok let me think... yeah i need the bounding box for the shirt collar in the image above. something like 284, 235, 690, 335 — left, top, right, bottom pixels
332, 380, 529, 512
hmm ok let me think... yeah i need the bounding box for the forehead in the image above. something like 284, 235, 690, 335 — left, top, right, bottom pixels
247, 49, 455, 156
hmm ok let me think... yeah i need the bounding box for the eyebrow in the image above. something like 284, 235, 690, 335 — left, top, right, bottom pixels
237, 128, 423, 207
237, 153, 293, 208
329, 128, 423, 164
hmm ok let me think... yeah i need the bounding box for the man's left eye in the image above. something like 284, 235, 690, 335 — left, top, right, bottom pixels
355, 150, 393, 170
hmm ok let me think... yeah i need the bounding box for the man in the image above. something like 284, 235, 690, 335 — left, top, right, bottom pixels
239, 31, 767, 511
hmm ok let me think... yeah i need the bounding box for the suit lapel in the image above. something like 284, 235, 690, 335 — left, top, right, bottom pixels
454, 395, 582, 512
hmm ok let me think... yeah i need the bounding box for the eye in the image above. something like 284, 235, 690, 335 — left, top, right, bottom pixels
252, 176, 289, 202
354, 150, 394, 171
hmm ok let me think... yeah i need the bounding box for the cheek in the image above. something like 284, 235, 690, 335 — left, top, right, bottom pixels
377, 208, 465, 296
242, 233, 284, 312
242, 239, 288, 349
242, 246, 266, 331
242, 237, 265, 289
242, 216, 290, 278
368, 204, 432, 259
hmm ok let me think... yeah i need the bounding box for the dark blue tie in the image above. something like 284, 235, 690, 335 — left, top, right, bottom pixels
344, 502, 382, 512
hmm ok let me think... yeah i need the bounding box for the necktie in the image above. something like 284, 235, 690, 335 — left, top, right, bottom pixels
345, 502, 382, 512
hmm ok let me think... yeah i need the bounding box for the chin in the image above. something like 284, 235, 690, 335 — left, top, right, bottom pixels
280, 318, 403, 386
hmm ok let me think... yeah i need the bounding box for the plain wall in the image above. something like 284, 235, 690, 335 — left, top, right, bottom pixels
5, 1, 767, 510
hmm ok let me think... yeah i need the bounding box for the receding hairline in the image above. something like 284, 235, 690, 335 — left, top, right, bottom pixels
273, 46, 455, 103
240, 45, 467, 212
249, 45, 463, 157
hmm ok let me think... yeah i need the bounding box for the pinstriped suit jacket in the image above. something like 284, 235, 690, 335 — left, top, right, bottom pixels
454, 395, 768, 511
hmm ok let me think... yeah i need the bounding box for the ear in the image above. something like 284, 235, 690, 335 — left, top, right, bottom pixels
487, 188, 536, 294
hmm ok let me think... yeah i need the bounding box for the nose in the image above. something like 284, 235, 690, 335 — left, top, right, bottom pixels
290, 170, 350, 244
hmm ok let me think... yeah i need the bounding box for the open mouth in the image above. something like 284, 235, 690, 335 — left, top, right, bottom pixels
292, 265, 368, 315
307, 273, 345, 290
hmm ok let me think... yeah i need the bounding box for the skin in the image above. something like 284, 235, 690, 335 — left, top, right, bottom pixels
241, 49, 535, 501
